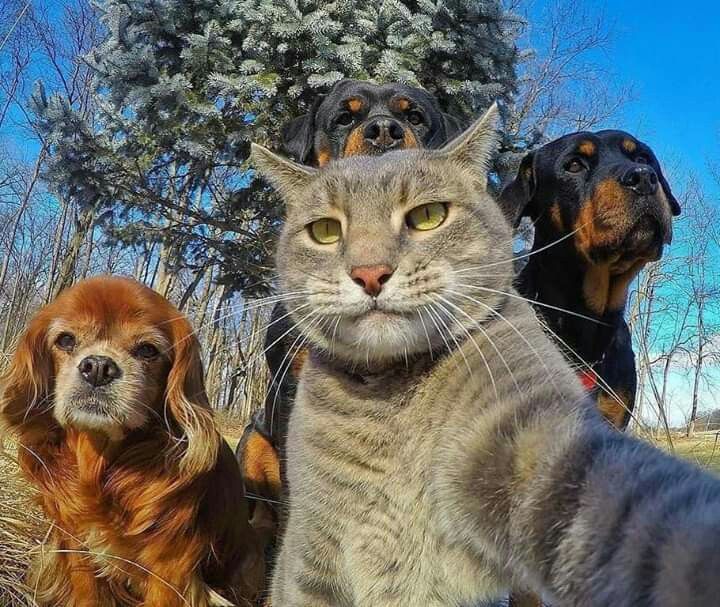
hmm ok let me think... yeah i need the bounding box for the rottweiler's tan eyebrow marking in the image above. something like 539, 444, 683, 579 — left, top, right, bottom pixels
388, 96, 412, 113
396, 97, 410, 111
346, 98, 364, 113
622, 138, 637, 153
578, 140, 596, 156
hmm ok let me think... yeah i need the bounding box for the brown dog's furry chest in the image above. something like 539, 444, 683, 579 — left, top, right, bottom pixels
30, 430, 207, 601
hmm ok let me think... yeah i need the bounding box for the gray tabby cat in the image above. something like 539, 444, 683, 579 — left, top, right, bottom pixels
251, 105, 720, 607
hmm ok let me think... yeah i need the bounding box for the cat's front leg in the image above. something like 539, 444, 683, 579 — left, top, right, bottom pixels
442, 399, 720, 606
270, 528, 343, 607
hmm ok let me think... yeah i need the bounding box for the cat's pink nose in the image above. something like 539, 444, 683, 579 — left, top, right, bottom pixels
350, 264, 394, 297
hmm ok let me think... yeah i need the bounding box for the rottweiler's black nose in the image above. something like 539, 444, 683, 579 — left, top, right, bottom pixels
363, 118, 405, 148
78, 355, 121, 387
621, 165, 658, 196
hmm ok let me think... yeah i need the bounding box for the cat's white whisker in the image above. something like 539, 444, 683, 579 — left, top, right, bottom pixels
269, 315, 324, 433
423, 304, 461, 372
197, 301, 313, 364
159, 292, 313, 357
535, 318, 647, 433
415, 308, 435, 360
446, 289, 566, 404
242, 307, 320, 371
330, 314, 342, 357
456, 283, 610, 326
451, 223, 588, 274
431, 299, 474, 378
433, 294, 508, 401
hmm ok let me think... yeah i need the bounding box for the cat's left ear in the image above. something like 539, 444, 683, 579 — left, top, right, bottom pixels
250, 143, 318, 202
434, 102, 500, 187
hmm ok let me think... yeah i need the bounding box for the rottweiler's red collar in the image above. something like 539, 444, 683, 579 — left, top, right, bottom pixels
578, 369, 599, 391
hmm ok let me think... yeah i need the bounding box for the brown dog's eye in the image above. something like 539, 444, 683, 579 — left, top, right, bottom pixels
133, 343, 160, 360
565, 158, 586, 174
407, 110, 424, 126
55, 332, 76, 352
336, 111, 353, 126
635, 154, 650, 164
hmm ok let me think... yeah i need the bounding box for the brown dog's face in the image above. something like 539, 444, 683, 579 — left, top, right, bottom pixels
49, 305, 171, 440
12, 276, 206, 443
282, 79, 463, 166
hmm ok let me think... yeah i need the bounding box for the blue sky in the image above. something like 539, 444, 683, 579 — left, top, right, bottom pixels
599, 0, 719, 185
524, 1, 720, 427
528, 0, 720, 191
595, 0, 720, 425
2, 0, 717, 427
597, 0, 720, 427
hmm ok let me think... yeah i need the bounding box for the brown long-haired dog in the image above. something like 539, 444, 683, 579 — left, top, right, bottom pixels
0, 276, 263, 607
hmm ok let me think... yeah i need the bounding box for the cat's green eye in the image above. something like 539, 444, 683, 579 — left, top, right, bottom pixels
406, 202, 448, 231
309, 218, 342, 244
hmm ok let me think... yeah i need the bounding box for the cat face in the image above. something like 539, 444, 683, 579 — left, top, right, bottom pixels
253, 105, 515, 365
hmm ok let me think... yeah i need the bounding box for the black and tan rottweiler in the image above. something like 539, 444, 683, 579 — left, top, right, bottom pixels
500, 130, 679, 431
236, 78, 463, 564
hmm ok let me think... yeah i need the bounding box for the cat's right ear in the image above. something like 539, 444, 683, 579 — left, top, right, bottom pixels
250, 143, 318, 201
433, 102, 500, 189
498, 151, 537, 227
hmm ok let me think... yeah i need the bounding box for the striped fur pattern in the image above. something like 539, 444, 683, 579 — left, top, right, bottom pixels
251, 106, 720, 607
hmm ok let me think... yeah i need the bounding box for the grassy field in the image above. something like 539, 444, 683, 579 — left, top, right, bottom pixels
659, 433, 720, 473
0, 423, 718, 606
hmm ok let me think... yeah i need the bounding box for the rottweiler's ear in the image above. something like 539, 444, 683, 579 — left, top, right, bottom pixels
251, 143, 318, 205
428, 112, 465, 149
657, 168, 681, 216
281, 96, 324, 165
434, 103, 500, 188
499, 151, 537, 227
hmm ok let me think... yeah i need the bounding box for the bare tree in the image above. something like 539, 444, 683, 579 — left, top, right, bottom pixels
506, 0, 632, 152
679, 177, 720, 436
628, 170, 720, 438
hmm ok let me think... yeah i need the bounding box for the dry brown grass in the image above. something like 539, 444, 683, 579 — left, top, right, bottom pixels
0, 445, 45, 607
655, 433, 720, 474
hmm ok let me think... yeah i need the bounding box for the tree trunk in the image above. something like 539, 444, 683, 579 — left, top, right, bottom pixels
0, 150, 46, 297
687, 344, 704, 438
660, 355, 672, 416
45, 201, 70, 302
51, 206, 96, 299
687, 303, 706, 439
177, 265, 207, 311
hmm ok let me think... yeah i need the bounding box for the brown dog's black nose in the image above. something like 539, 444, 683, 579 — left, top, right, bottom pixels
363, 118, 405, 149
621, 165, 659, 196
350, 264, 394, 297
78, 355, 121, 387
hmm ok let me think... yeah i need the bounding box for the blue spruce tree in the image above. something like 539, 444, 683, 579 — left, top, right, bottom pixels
33, 0, 525, 295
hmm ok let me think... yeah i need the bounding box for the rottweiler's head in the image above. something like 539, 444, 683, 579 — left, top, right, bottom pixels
282, 79, 463, 166
501, 130, 680, 312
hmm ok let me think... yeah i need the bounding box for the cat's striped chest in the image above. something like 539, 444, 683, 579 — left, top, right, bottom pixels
288, 363, 500, 606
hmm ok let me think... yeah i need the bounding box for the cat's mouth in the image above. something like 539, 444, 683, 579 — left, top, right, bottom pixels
349, 300, 409, 320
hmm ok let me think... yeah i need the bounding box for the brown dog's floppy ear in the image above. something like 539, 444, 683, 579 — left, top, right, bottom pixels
657, 167, 681, 216
281, 95, 324, 165
0, 312, 58, 477
499, 151, 537, 227
165, 316, 219, 476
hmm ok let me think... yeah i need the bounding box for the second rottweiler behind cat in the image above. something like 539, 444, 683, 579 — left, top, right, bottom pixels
238, 79, 464, 510
237, 79, 465, 591
500, 129, 679, 430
